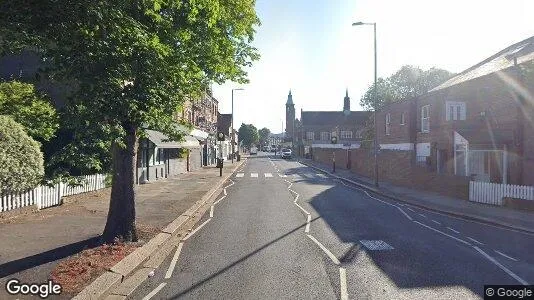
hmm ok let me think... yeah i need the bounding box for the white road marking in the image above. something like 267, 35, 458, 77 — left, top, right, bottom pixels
209, 205, 214, 218
363, 191, 397, 208
265, 173, 273, 177
495, 250, 519, 261
466, 236, 484, 245
279, 174, 287, 177
407, 207, 415, 212
339, 267, 349, 300
251, 173, 258, 177
305, 215, 311, 233
418, 213, 427, 218
213, 195, 226, 205
413, 220, 471, 246
165, 243, 184, 279
142, 282, 167, 300
446, 227, 460, 234
307, 234, 340, 265
223, 188, 227, 196
294, 202, 310, 215
236, 173, 244, 177
183, 218, 211, 241
397, 207, 413, 221
225, 179, 235, 188
293, 194, 300, 203
360, 240, 394, 250
431, 220, 441, 225
474, 246, 528, 285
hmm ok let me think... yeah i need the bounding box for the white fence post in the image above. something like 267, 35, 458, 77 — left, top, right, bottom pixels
469, 181, 534, 205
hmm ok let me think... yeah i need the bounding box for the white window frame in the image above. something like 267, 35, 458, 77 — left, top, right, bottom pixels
421, 105, 430, 133
400, 112, 405, 125
445, 101, 466, 121
306, 131, 315, 140
340, 130, 352, 139
320, 131, 331, 141
385, 113, 391, 135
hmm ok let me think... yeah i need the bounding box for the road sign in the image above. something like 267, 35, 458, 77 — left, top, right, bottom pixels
217, 132, 225, 141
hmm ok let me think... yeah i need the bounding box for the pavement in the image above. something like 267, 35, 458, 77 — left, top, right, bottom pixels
128, 152, 534, 300
0, 161, 240, 299
300, 158, 534, 233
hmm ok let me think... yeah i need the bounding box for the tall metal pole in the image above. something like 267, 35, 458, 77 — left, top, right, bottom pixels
373, 23, 379, 187
231, 89, 234, 164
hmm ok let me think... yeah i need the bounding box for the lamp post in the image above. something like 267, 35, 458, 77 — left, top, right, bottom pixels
352, 21, 379, 187
231, 88, 244, 164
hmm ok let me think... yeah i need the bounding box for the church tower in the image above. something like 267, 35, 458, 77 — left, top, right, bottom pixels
285, 90, 295, 141
343, 88, 350, 112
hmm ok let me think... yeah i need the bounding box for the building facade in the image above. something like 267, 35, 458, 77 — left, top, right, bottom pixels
377, 36, 534, 185
298, 90, 372, 157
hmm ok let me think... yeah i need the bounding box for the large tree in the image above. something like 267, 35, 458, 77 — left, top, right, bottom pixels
0, 0, 260, 242
238, 123, 259, 148
258, 127, 270, 146
360, 65, 453, 111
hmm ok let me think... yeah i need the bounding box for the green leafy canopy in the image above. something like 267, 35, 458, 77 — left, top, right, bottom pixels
0, 0, 261, 141
360, 65, 453, 111
0, 81, 59, 141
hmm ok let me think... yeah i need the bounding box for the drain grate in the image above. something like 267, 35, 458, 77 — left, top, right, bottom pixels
359, 240, 394, 251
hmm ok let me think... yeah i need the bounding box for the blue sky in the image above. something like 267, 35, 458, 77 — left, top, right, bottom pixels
213, 0, 534, 134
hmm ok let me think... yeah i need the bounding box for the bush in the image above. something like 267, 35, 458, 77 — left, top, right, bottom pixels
0, 115, 44, 194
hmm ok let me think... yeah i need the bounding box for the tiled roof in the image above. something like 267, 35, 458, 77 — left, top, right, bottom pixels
431, 35, 534, 92
301, 111, 371, 126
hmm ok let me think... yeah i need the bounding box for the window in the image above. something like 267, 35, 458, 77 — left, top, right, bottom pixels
421, 105, 430, 133
400, 112, 405, 125
446, 101, 466, 121
340, 130, 352, 139
385, 113, 391, 135
320, 131, 330, 141
305, 131, 315, 140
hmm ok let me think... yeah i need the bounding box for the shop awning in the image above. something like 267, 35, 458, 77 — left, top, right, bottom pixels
146, 130, 200, 149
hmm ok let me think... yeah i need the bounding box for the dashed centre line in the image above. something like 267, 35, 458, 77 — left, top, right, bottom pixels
446, 227, 460, 234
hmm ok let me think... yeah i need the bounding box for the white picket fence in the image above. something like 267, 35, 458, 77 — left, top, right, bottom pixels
1, 174, 107, 213
469, 181, 534, 205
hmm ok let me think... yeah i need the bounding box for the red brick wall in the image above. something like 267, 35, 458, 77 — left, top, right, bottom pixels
312, 147, 469, 200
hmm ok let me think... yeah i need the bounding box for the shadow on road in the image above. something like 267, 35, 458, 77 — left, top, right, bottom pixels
0, 235, 102, 278
169, 219, 320, 299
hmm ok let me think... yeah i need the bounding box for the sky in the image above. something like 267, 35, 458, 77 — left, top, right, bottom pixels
212, 0, 534, 134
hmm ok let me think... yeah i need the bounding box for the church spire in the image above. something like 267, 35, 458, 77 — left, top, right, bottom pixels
343, 88, 350, 112
286, 89, 294, 105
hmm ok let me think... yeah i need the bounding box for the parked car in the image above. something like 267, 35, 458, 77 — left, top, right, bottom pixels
281, 148, 292, 159
250, 146, 258, 155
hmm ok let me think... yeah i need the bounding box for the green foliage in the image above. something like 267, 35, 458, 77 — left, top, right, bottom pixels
258, 127, 270, 145
0, 115, 44, 193
0, 0, 260, 142
360, 65, 453, 111
0, 81, 59, 141
238, 123, 259, 147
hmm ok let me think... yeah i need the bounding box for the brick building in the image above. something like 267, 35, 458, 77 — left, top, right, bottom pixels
377, 35, 534, 185
298, 90, 371, 157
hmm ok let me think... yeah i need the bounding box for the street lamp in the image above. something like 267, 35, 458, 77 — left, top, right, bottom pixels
231, 88, 244, 164
352, 21, 379, 187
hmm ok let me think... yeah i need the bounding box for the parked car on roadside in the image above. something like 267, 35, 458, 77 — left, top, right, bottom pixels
281, 148, 292, 159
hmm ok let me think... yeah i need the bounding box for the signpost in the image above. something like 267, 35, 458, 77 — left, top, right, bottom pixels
331, 136, 338, 173
217, 132, 225, 177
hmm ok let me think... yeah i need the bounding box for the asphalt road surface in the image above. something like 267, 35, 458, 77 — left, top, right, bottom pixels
130, 152, 534, 300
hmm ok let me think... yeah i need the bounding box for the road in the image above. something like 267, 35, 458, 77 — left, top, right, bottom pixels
130, 152, 534, 299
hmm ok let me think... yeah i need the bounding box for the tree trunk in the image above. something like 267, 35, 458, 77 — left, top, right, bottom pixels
102, 123, 138, 243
